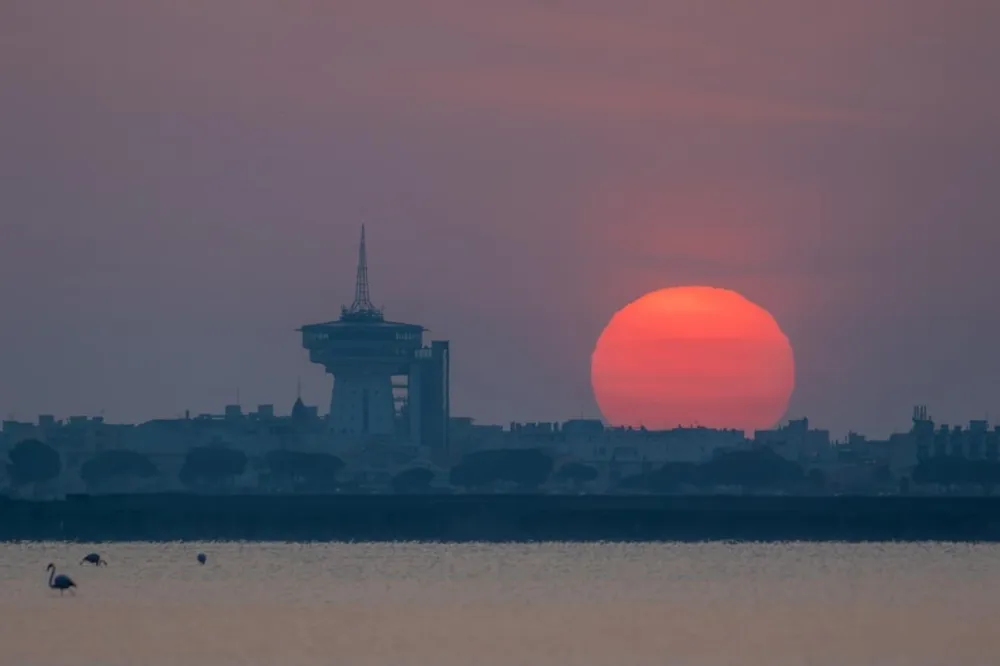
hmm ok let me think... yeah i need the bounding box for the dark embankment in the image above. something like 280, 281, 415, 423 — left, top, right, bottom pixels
4, 493, 1000, 542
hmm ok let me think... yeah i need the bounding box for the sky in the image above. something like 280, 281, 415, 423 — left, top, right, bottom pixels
2, 0, 999, 438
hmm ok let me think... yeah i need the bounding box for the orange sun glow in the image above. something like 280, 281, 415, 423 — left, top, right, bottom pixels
590, 286, 795, 433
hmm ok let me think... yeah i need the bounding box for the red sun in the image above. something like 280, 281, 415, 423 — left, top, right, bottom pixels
590, 286, 795, 433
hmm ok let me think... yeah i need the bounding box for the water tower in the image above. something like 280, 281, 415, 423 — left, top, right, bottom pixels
298, 227, 449, 451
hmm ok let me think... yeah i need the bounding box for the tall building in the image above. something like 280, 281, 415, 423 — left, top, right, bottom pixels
298, 227, 450, 453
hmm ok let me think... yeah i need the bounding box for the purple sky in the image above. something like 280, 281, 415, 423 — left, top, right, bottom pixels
2, 1, 999, 437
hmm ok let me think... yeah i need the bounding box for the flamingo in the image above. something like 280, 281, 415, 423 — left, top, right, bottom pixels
80, 552, 107, 566
197, 553, 207, 565
46, 563, 76, 595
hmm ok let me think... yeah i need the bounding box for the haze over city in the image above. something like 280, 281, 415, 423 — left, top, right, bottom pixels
3, 1, 1000, 437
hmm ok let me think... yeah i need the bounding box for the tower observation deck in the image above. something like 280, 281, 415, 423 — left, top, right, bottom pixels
298, 227, 449, 452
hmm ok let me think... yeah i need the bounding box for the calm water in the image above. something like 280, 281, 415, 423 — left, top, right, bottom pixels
0, 541, 997, 665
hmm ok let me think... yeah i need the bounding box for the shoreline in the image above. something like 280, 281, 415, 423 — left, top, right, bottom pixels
2, 493, 999, 542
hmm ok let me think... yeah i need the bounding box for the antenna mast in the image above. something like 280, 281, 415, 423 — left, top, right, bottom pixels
341, 224, 384, 321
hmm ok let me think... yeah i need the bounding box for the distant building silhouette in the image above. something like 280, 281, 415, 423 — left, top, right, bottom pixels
297, 226, 450, 454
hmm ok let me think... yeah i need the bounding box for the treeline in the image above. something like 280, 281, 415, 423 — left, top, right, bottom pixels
4, 439, 476, 495
614, 453, 1000, 494
0, 440, 852, 496
911, 456, 1000, 492
11, 437, 999, 497
439, 448, 821, 493
614, 448, 820, 493
2, 440, 362, 494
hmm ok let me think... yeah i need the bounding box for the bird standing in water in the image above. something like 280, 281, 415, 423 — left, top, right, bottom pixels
46, 563, 76, 595
80, 552, 107, 566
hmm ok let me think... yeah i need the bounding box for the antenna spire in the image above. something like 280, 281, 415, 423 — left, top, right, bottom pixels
341, 224, 383, 321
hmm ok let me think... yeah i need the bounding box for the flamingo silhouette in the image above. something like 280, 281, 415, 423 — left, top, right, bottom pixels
80, 552, 107, 566
46, 563, 76, 595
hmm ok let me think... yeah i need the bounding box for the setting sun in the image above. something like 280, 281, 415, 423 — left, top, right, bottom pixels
590, 286, 795, 433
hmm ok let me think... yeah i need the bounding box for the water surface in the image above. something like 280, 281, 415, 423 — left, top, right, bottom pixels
1, 541, 997, 665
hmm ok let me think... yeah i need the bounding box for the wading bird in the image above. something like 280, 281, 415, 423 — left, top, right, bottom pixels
46, 564, 76, 595
80, 552, 107, 566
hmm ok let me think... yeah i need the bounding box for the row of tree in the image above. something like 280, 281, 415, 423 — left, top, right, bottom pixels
444, 447, 826, 492
911, 456, 1000, 492
4, 440, 445, 494
617, 451, 1000, 494
614, 448, 817, 493
2, 440, 352, 493
14, 439, 980, 496
444, 447, 820, 492
5, 440, 595, 494
0, 440, 823, 495
448, 449, 598, 490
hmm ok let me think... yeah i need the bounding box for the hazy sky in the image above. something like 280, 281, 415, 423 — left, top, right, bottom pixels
2, 1, 999, 437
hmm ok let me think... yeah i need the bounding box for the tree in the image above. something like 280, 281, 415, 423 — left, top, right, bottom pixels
971, 460, 1000, 495
6, 439, 61, 488
611, 462, 700, 494
913, 456, 1000, 494
450, 449, 554, 490
699, 447, 804, 491
179, 445, 247, 490
554, 462, 599, 489
263, 450, 344, 492
806, 467, 827, 491
912, 456, 972, 488
649, 461, 701, 491
80, 449, 158, 492
871, 463, 893, 486
614, 472, 654, 492
391, 467, 435, 493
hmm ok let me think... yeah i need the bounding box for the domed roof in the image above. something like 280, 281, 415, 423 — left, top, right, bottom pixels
291, 397, 308, 421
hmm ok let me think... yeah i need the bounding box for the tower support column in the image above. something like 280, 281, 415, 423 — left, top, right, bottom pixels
329, 371, 395, 436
